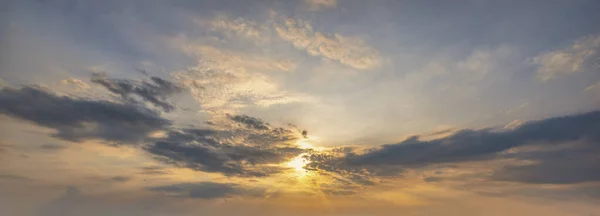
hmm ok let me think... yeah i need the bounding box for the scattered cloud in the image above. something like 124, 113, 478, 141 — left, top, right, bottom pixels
202, 16, 267, 43
171, 37, 297, 73
166, 34, 315, 112
531, 35, 600, 81
145, 118, 305, 177
91, 72, 183, 112
274, 17, 381, 70
148, 182, 266, 199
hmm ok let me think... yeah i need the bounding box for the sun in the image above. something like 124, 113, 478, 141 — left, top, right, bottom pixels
287, 153, 310, 174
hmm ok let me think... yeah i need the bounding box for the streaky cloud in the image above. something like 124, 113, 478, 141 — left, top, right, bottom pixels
91, 72, 183, 112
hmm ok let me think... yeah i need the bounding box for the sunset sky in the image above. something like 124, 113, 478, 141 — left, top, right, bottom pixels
1, 0, 600, 215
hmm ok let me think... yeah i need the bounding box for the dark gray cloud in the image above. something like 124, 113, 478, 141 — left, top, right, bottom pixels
0, 84, 306, 177
304, 148, 400, 186
492, 148, 600, 184
0, 86, 171, 143
304, 111, 600, 185
0, 174, 32, 181
227, 114, 271, 130
145, 128, 303, 177
40, 144, 66, 151
346, 111, 600, 166
91, 72, 183, 112
148, 182, 266, 199
110, 176, 131, 183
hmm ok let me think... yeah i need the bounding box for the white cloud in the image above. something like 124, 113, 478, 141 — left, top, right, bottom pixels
531, 35, 600, 81
274, 17, 381, 70
60, 78, 90, 91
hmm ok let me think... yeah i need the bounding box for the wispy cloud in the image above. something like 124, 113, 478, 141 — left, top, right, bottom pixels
274, 17, 381, 70
169, 35, 313, 111
91, 72, 183, 112
531, 35, 600, 81
304, 0, 338, 10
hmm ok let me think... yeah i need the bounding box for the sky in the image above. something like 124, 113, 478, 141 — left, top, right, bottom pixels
1, 0, 600, 215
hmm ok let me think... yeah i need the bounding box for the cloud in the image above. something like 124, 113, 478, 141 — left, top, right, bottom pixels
91, 72, 183, 112
492, 147, 600, 184
145, 121, 305, 177
274, 17, 381, 70
0, 174, 32, 181
303, 111, 600, 185
173, 62, 311, 112
110, 176, 131, 183
60, 78, 90, 91
531, 35, 600, 81
37, 186, 164, 216
585, 80, 600, 92
304, 0, 338, 10
203, 16, 267, 43
503, 120, 523, 129
346, 111, 600, 167
0, 78, 307, 177
0, 86, 171, 143
40, 144, 67, 151
227, 114, 271, 130
171, 37, 297, 73
139, 166, 172, 175
167, 36, 313, 111
148, 182, 266, 200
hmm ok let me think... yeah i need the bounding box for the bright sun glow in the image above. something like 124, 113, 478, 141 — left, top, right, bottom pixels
296, 135, 325, 151
287, 153, 310, 174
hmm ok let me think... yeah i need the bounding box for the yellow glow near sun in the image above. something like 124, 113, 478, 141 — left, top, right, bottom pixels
287, 153, 310, 174
296, 135, 325, 151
